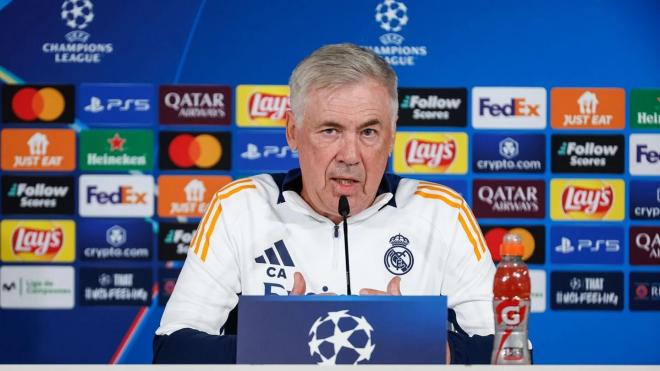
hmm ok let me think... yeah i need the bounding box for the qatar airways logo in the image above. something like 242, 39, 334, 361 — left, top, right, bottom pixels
405, 139, 456, 168
473, 180, 545, 218
159, 86, 231, 124
12, 227, 63, 257
248, 92, 289, 121
562, 185, 613, 216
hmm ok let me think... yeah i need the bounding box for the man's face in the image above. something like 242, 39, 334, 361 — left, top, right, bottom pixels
286, 78, 396, 223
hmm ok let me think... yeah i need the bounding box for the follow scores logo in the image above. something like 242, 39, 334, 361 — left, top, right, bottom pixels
2, 85, 75, 123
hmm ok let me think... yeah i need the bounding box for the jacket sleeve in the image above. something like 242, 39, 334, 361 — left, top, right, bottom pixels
440, 196, 497, 363
153, 329, 236, 364
153, 191, 243, 363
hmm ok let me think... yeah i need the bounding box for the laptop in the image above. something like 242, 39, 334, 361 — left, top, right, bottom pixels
236, 295, 447, 364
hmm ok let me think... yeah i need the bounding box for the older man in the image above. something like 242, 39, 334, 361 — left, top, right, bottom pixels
154, 43, 495, 364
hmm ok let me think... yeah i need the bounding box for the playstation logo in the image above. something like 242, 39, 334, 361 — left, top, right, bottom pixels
84, 96, 104, 113
555, 237, 575, 254
241, 143, 261, 160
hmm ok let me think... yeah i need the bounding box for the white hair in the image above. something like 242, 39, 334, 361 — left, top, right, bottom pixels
288, 43, 398, 124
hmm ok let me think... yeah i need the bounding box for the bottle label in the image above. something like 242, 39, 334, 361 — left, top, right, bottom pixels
495, 298, 528, 329
493, 298, 530, 364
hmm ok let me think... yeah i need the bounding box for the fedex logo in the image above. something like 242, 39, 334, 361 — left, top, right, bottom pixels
472, 87, 546, 129
86, 186, 147, 205
630, 134, 660, 176
79, 175, 154, 217
479, 98, 540, 117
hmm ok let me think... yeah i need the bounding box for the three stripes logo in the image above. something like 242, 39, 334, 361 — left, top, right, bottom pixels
254, 240, 295, 267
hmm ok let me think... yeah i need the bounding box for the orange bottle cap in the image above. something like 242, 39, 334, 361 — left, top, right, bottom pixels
500, 233, 524, 256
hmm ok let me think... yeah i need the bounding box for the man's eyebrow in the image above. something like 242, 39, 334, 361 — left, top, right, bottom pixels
317, 119, 383, 129
357, 119, 383, 130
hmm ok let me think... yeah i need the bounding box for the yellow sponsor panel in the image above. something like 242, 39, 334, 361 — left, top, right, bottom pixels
1, 220, 75, 262
236, 85, 290, 127
393, 132, 468, 174
550, 179, 625, 221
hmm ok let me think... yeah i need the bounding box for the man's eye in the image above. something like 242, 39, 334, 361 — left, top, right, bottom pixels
362, 128, 377, 137
321, 128, 338, 135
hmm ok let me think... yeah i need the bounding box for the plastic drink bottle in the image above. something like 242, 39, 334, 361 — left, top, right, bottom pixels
491, 233, 531, 364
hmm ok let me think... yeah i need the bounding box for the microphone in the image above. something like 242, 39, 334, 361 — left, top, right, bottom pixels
338, 196, 351, 295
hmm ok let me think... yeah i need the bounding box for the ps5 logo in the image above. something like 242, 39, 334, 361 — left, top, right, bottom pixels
84, 96, 150, 113
555, 237, 620, 254
240, 143, 298, 160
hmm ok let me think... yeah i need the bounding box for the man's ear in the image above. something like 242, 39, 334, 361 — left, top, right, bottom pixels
285, 109, 297, 150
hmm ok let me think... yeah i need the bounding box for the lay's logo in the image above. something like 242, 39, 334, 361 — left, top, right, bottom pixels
236, 85, 290, 127
393, 132, 467, 174
12, 227, 63, 257
1, 220, 76, 262
248, 92, 289, 121
551, 179, 624, 221
405, 138, 456, 168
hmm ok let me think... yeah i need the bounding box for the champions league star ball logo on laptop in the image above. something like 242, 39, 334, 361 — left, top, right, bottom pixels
384, 234, 414, 275
308, 310, 375, 365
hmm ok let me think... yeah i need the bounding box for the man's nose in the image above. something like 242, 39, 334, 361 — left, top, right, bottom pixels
336, 133, 360, 165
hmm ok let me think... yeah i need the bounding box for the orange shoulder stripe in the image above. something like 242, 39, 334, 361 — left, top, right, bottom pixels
416, 184, 487, 254
191, 183, 257, 262
414, 190, 484, 261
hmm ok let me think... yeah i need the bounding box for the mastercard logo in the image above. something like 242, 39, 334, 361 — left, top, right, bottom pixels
11, 87, 66, 121
485, 227, 536, 261
168, 134, 223, 168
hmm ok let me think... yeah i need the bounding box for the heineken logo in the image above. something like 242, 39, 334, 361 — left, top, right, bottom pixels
79, 130, 153, 171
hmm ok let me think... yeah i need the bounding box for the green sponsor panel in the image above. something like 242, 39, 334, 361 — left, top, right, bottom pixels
630, 89, 660, 129
79, 130, 154, 171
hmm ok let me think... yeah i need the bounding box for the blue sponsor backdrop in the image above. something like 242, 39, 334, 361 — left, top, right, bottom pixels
0, 0, 659, 365
77, 84, 155, 125
551, 226, 624, 265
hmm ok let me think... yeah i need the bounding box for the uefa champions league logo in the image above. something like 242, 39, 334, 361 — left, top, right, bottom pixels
61, 0, 94, 42
364, 0, 427, 66
42, 0, 113, 63
375, 0, 408, 33
308, 310, 375, 365
61, 0, 94, 30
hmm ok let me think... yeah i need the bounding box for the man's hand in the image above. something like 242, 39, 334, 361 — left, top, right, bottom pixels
290, 272, 306, 295
358, 276, 401, 296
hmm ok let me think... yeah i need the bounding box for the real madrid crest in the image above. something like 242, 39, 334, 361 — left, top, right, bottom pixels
384, 233, 414, 275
